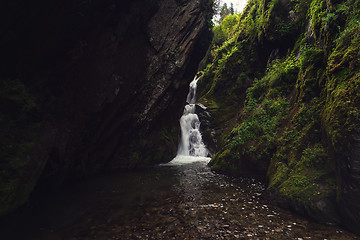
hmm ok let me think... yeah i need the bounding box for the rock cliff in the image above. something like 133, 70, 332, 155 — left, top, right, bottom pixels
0, 0, 212, 216
197, 0, 360, 234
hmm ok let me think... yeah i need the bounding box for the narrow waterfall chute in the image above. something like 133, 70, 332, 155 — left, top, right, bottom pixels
176, 77, 209, 159
186, 78, 198, 104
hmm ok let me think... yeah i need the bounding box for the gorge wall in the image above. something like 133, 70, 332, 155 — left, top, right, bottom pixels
0, 0, 212, 216
197, 0, 360, 234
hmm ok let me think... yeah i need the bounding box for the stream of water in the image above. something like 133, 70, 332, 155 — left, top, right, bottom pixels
3, 78, 359, 239
6, 161, 359, 240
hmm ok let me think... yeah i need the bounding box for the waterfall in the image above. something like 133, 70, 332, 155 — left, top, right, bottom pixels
177, 77, 208, 157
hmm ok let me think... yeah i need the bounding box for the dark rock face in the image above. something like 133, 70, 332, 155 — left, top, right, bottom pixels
0, 0, 211, 215
337, 134, 360, 233
196, 103, 217, 156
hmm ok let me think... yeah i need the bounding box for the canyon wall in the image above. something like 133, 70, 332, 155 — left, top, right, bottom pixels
197, 0, 360, 233
0, 0, 212, 215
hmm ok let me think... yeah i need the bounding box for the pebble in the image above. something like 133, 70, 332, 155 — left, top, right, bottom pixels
21, 161, 360, 240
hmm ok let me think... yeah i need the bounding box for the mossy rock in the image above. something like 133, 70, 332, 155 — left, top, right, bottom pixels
268, 144, 338, 224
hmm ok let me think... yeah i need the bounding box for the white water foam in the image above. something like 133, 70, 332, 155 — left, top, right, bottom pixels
168, 76, 210, 165
164, 155, 211, 166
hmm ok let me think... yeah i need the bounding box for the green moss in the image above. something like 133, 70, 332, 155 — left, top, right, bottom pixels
322, 9, 360, 152
308, 0, 327, 39
198, 0, 360, 226
211, 148, 240, 173
268, 161, 290, 188
208, 53, 299, 174
299, 47, 324, 69
267, 113, 337, 222
301, 143, 327, 167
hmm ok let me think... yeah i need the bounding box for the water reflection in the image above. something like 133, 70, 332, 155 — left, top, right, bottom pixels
5, 161, 360, 240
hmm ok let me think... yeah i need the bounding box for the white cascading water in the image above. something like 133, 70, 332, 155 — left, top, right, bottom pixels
168, 77, 210, 165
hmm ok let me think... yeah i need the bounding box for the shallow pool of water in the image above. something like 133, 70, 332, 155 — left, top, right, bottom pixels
4, 158, 360, 239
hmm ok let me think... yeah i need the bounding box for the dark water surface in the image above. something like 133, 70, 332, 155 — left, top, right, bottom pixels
5, 160, 360, 239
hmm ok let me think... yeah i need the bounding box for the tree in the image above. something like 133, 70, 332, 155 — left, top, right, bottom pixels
219, 3, 229, 22
229, 3, 234, 15
212, 13, 240, 46
213, 0, 221, 14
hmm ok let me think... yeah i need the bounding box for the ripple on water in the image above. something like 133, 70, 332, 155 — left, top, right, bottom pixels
5, 160, 360, 240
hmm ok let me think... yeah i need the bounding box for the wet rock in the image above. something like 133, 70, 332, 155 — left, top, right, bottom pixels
196, 103, 217, 156
337, 133, 360, 234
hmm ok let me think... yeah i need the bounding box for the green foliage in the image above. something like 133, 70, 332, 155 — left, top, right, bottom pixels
229, 97, 290, 151
322, 1, 360, 152
245, 55, 299, 103
266, 96, 337, 222
210, 53, 298, 173
212, 14, 240, 46
199, 0, 360, 224
299, 46, 324, 69
308, 0, 327, 37
301, 144, 327, 168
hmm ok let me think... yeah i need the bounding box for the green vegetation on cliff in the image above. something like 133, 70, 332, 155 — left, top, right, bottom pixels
197, 0, 360, 231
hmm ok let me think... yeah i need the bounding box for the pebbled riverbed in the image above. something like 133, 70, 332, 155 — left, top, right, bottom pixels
5, 159, 360, 240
